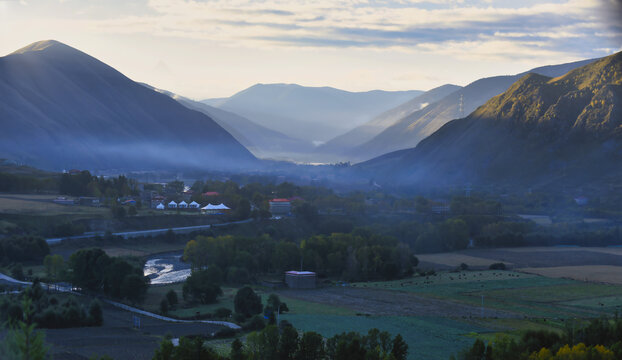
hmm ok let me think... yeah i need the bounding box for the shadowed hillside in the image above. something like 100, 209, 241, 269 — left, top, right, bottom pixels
0, 40, 257, 171
357, 51, 622, 189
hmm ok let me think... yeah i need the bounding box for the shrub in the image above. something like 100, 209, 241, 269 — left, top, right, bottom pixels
489, 262, 506, 270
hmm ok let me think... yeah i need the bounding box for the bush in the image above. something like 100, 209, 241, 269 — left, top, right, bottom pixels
166, 290, 178, 309
88, 300, 103, 326
214, 327, 238, 339
214, 307, 232, 318
160, 298, 169, 315
489, 262, 507, 270
243, 315, 266, 331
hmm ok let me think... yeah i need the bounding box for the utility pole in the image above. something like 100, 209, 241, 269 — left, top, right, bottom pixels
481, 295, 484, 318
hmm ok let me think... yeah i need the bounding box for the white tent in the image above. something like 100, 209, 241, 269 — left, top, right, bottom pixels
156, 203, 165, 210
216, 203, 230, 210
202, 203, 217, 210
168, 201, 177, 208
178, 201, 188, 208
189, 201, 200, 208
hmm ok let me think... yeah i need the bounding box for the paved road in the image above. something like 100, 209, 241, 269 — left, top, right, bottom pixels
0, 272, 241, 329
46, 218, 254, 244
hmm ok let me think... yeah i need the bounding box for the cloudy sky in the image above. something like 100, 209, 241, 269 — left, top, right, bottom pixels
1, 0, 620, 99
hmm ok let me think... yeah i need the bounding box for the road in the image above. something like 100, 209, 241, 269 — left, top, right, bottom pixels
0, 272, 241, 329
46, 218, 254, 244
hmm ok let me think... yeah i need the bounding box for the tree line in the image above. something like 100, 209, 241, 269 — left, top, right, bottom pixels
457, 316, 622, 359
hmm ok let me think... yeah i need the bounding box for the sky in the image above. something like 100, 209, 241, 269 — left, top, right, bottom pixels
1, 0, 621, 99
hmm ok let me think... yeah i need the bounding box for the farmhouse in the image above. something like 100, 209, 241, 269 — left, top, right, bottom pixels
285, 271, 316, 289
269, 198, 291, 216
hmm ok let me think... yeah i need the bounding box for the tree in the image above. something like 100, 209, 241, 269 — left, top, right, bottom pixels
296, 331, 325, 360
0, 297, 49, 360
120, 274, 149, 304
43, 254, 65, 280
235, 198, 251, 219
69, 248, 111, 291
128, 205, 138, 216
391, 334, 408, 360
230, 338, 246, 360
234, 286, 263, 318
279, 326, 299, 360
183, 268, 223, 304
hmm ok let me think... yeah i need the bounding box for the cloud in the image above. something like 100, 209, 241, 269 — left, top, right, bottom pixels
73, 0, 615, 62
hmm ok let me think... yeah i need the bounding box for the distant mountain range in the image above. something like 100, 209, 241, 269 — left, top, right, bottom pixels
144, 85, 314, 161
202, 84, 423, 145
0, 40, 257, 171
345, 58, 598, 162
357, 51, 622, 188
315, 84, 462, 162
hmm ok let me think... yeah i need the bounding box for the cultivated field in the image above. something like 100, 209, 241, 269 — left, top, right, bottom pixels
0, 194, 108, 216
519, 265, 622, 285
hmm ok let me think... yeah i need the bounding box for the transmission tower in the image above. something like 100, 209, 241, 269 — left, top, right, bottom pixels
459, 94, 464, 118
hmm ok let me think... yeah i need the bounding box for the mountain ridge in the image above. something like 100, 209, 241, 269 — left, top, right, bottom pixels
356, 51, 622, 188
0, 40, 257, 171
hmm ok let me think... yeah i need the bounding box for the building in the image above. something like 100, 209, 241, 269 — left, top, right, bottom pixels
285, 271, 316, 289
269, 199, 291, 216
78, 197, 100, 206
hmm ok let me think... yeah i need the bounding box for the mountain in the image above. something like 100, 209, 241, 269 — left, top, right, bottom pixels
349, 58, 598, 162
316, 84, 461, 161
203, 84, 423, 145
0, 40, 256, 171
357, 51, 622, 188
145, 85, 314, 161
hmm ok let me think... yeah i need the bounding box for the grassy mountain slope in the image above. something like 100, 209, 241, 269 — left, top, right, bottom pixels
351, 58, 598, 162
0, 40, 256, 171
357, 52, 622, 188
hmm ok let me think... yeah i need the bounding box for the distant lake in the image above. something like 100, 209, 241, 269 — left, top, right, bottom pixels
143, 251, 191, 285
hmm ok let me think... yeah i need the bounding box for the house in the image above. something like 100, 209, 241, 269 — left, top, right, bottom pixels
189, 201, 200, 209
168, 201, 178, 209
79, 197, 100, 207
156, 203, 165, 210
178, 201, 188, 209
285, 271, 316, 289
269, 199, 291, 216
53, 197, 75, 205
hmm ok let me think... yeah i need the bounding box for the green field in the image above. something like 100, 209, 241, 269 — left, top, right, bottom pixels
352, 271, 622, 319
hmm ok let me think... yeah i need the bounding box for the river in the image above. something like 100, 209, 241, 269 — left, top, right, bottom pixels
143, 251, 191, 285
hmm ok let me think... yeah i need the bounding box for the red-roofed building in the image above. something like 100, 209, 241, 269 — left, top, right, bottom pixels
269, 198, 291, 215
